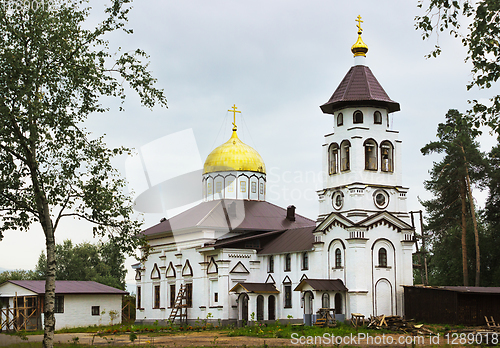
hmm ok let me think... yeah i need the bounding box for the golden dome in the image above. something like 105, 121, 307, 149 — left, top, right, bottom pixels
351, 15, 368, 57
203, 130, 266, 175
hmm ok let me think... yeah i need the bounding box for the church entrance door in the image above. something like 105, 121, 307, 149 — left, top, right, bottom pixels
240, 293, 249, 324
257, 295, 264, 321
268, 295, 276, 320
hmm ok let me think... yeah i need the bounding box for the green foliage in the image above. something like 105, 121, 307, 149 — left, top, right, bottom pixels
0, 269, 42, 285
420, 109, 487, 285
35, 239, 127, 290
415, 0, 500, 132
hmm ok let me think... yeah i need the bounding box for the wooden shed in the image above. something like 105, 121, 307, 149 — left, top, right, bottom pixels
404, 285, 500, 326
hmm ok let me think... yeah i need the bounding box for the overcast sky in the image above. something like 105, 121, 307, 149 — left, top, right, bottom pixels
0, 0, 496, 286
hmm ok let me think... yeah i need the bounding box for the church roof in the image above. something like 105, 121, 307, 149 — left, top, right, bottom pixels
257, 226, 315, 255
294, 279, 348, 292
320, 65, 400, 114
229, 282, 279, 294
141, 200, 314, 238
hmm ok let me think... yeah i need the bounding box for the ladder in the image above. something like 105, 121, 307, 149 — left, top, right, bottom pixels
168, 285, 188, 324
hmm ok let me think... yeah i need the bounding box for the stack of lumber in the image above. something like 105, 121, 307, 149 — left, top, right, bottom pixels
367, 315, 433, 335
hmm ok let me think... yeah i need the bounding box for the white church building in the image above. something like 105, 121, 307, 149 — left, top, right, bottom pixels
134, 19, 414, 326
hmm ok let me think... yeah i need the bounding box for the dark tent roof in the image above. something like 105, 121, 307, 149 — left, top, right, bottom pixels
294, 279, 348, 292
142, 200, 314, 238
229, 282, 279, 294
4, 280, 128, 295
320, 65, 400, 114
258, 226, 315, 254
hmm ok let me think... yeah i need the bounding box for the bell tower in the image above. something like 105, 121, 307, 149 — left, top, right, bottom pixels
317, 17, 409, 225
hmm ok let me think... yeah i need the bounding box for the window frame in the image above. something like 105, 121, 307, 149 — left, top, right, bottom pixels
340, 140, 351, 172
169, 284, 176, 308
353, 110, 363, 124
335, 248, 342, 268
337, 113, 344, 126
91, 306, 100, 316
374, 111, 382, 124
380, 141, 394, 173
268, 255, 274, 273
378, 248, 388, 267
328, 143, 339, 175
185, 283, 193, 308
54, 295, 64, 314
302, 252, 309, 270
364, 139, 378, 171
153, 284, 161, 309
284, 253, 291, 272
284, 285, 292, 308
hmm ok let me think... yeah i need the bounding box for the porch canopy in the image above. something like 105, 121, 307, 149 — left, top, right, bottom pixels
229, 282, 279, 294
294, 279, 347, 292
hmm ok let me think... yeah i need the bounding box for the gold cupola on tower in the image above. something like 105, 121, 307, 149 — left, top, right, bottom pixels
351, 15, 368, 57
203, 105, 266, 175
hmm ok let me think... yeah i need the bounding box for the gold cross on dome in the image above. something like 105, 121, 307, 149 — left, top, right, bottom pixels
356, 15, 364, 33
228, 104, 241, 131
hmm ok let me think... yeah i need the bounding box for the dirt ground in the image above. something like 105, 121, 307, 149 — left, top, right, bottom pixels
0, 330, 484, 347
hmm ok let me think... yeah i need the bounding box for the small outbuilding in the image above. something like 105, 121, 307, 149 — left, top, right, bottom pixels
404, 285, 500, 326
0, 280, 128, 331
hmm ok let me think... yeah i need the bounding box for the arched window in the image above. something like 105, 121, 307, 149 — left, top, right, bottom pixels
364, 139, 378, 171
302, 252, 309, 270
374, 111, 382, 124
268, 255, 274, 273
380, 141, 394, 172
337, 113, 343, 126
328, 143, 339, 175
285, 254, 291, 272
378, 248, 388, 267
322, 293, 330, 309
335, 248, 342, 268
340, 140, 351, 171
353, 110, 363, 124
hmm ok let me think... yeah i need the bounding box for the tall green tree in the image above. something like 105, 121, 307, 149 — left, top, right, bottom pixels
35, 239, 127, 290
415, 0, 500, 132
421, 109, 487, 286
0, 1, 166, 347
482, 141, 500, 286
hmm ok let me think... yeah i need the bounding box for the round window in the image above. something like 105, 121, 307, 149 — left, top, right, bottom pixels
373, 190, 389, 209
332, 191, 344, 210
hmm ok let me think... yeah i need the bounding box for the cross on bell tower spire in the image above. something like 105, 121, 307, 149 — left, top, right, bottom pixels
228, 104, 241, 131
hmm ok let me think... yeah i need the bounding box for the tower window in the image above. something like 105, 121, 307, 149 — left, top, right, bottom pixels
335, 248, 342, 268
227, 180, 234, 192
378, 248, 388, 267
251, 182, 257, 193
216, 182, 222, 193
207, 183, 212, 195
373, 190, 389, 209
340, 140, 351, 171
374, 111, 382, 124
240, 181, 246, 193
337, 113, 343, 126
364, 139, 378, 171
260, 183, 264, 194
353, 110, 363, 124
328, 143, 339, 175
381, 141, 394, 172
332, 191, 343, 210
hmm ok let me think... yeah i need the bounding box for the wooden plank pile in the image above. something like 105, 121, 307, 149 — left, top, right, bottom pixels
367, 315, 433, 335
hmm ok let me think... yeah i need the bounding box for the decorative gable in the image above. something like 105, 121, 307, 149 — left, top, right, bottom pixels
300, 274, 308, 282
166, 262, 176, 278
230, 261, 249, 274
207, 257, 218, 274
135, 270, 141, 281
282, 275, 292, 284
182, 260, 193, 277
151, 263, 161, 280
265, 274, 275, 284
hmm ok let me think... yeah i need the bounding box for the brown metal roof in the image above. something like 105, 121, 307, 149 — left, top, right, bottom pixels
320, 65, 400, 114
229, 282, 279, 293
142, 200, 315, 237
5, 280, 128, 295
294, 279, 348, 292
258, 226, 315, 255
